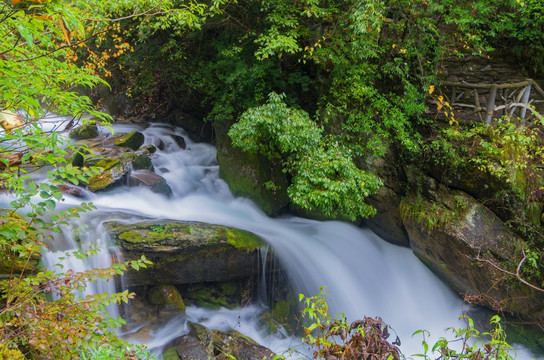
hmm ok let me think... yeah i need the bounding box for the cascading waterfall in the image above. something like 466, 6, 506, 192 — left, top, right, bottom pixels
35, 122, 540, 359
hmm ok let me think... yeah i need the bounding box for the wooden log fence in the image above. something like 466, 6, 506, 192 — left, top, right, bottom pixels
437, 79, 544, 125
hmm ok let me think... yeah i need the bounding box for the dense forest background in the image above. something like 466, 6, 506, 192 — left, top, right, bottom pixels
1, 0, 544, 358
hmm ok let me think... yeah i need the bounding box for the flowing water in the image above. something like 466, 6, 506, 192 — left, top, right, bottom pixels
15, 121, 541, 358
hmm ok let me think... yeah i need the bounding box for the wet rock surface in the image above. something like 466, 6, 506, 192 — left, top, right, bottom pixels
105, 220, 264, 287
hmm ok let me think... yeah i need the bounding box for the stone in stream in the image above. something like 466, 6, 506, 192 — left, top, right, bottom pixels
104, 220, 265, 287
172, 135, 187, 150
402, 179, 544, 323
113, 130, 145, 150
69, 124, 98, 140
174, 322, 276, 360
127, 170, 172, 196
86, 156, 130, 192
148, 285, 186, 313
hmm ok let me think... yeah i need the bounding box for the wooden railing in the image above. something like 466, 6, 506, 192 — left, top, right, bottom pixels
438, 79, 544, 124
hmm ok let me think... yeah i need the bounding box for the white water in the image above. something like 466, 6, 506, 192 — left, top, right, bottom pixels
27, 122, 539, 359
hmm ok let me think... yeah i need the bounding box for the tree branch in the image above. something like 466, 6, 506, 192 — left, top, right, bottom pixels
469, 250, 544, 293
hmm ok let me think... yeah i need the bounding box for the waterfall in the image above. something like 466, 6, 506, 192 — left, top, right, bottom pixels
35, 122, 540, 359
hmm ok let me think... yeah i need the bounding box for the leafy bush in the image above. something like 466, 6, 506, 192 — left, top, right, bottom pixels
300, 288, 517, 360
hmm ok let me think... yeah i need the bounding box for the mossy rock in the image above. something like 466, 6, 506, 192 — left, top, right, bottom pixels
119, 149, 154, 171
107, 221, 263, 251
69, 151, 84, 167
105, 220, 265, 287
215, 123, 289, 216
185, 283, 238, 310
161, 347, 180, 360
162, 347, 181, 360
87, 165, 129, 192
175, 322, 276, 360
83, 155, 120, 170
148, 285, 186, 313
114, 131, 144, 150
69, 124, 98, 140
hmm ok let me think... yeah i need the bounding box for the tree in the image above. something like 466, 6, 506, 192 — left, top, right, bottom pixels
0, 0, 156, 357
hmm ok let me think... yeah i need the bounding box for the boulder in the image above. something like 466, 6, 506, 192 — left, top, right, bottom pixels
358, 149, 410, 247
127, 170, 172, 196
172, 135, 187, 150
402, 184, 544, 322
215, 123, 289, 216
119, 148, 154, 171
114, 131, 145, 150
104, 220, 264, 287
69, 124, 98, 140
175, 323, 275, 360
87, 162, 130, 192
148, 285, 186, 313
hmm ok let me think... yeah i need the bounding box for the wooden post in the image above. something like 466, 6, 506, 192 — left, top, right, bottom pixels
485, 85, 497, 126
474, 89, 482, 121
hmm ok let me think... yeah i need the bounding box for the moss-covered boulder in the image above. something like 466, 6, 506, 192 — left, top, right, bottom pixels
215, 123, 289, 216
87, 163, 130, 192
162, 347, 181, 360
148, 285, 186, 313
175, 323, 275, 360
104, 220, 265, 287
184, 282, 241, 310
114, 131, 145, 150
402, 183, 544, 322
69, 124, 98, 140
119, 147, 155, 171
358, 150, 410, 246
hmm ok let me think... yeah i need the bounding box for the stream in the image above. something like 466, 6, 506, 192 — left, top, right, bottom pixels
30, 122, 542, 358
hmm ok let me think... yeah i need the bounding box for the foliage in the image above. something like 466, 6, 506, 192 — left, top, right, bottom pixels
300, 289, 517, 360
81, 344, 156, 360
299, 287, 401, 360
399, 195, 458, 233
229, 92, 382, 221
0, 0, 159, 358
413, 315, 515, 360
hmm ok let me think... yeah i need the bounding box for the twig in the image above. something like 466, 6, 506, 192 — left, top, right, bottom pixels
469, 250, 544, 293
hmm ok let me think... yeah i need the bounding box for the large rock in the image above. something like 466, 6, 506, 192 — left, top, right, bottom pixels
114, 131, 145, 150
175, 323, 275, 360
105, 220, 264, 287
358, 148, 410, 246
127, 170, 172, 196
69, 124, 98, 140
403, 184, 544, 322
215, 123, 289, 216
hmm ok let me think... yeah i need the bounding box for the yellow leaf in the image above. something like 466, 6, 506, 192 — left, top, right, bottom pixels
428, 85, 434, 94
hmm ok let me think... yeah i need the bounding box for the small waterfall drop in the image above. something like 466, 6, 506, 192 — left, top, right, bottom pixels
34, 122, 541, 359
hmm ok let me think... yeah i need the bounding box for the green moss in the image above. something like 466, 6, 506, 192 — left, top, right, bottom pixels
220, 281, 238, 297
84, 156, 120, 170
186, 283, 238, 310
109, 222, 264, 251
225, 228, 263, 252
161, 347, 180, 360
69, 124, 98, 140
148, 285, 186, 313
88, 173, 115, 192
258, 312, 282, 335
114, 131, 144, 150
